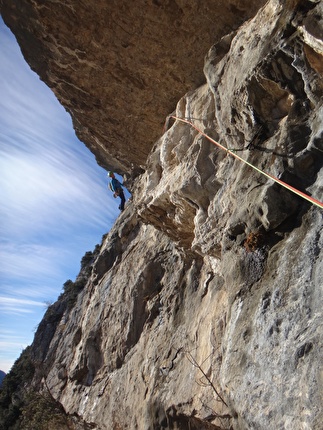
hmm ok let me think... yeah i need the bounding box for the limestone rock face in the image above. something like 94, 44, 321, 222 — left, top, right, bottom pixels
1, 0, 265, 180
1, 0, 323, 429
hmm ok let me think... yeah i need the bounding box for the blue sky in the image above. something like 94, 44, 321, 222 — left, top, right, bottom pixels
0, 18, 128, 373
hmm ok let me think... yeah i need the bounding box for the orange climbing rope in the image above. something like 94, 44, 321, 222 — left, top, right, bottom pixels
167, 115, 323, 210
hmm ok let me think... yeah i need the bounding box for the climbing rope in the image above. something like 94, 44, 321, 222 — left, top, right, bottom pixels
166, 115, 323, 210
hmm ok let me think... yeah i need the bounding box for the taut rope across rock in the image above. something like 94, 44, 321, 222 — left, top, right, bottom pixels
167, 115, 323, 210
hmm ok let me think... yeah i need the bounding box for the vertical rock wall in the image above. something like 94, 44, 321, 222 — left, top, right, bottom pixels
1, 0, 323, 429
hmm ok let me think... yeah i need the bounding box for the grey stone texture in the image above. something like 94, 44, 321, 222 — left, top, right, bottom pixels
1, 0, 323, 429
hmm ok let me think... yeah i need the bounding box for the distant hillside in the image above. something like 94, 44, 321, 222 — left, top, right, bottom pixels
0, 371, 6, 387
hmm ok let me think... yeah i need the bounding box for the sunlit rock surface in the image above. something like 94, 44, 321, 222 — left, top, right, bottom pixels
1, 0, 323, 429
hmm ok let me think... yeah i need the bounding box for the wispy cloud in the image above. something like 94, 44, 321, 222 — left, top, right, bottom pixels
0, 242, 67, 282
0, 142, 115, 239
0, 330, 32, 372
0, 296, 44, 309
0, 20, 118, 241
0, 18, 128, 372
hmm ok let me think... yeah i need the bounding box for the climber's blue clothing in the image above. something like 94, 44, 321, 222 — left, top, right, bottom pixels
109, 177, 122, 193
109, 177, 125, 211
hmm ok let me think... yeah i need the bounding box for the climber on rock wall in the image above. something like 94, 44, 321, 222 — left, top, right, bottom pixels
108, 172, 126, 211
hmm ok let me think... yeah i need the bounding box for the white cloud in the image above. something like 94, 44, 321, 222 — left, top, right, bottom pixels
0, 49, 120, 245
0, 297, 44, 315
0, 358, 20, 373
1, 308, 34, 315
0, 18, 129, 372
0, 242, 65, 281
0, 330, 31, 372
0, 144, 115, 238
0, 20, 118, 241
0, 341, 29, 348
0, 297, 44, 307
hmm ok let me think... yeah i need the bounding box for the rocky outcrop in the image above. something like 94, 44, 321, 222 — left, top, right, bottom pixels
0, 0, 265, 182
1, 0, 323, 429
